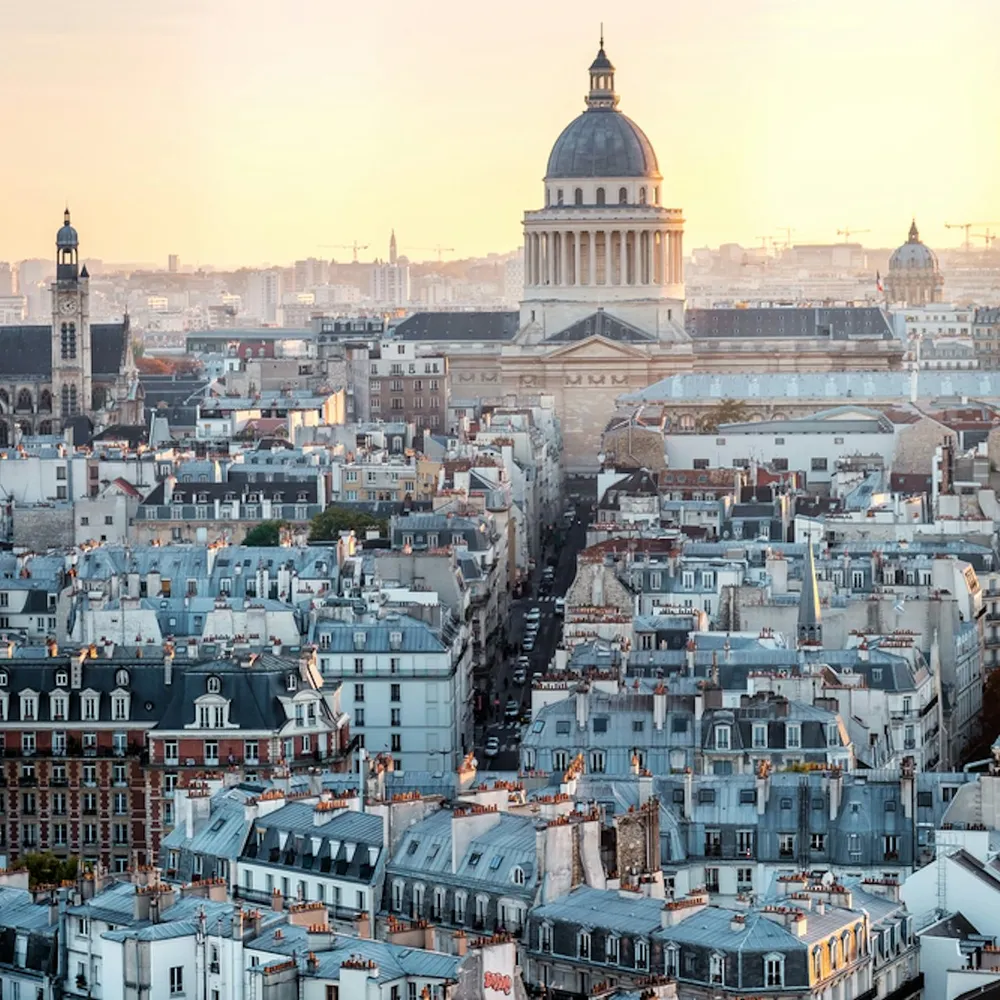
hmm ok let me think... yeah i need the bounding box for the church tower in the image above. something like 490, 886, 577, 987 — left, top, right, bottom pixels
797, 542, 823, 648
50, 209, 93, 426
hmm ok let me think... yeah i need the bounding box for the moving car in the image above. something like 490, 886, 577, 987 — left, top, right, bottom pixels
516, 655, 531, 670
484, 736, 500, 758
555, 597, 566, 616
512, 666, 527, 685
522, 635, 536, 651
525, 607, 542, 623
505, 698, 519, 720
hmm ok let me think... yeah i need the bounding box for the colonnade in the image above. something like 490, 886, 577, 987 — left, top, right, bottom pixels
524, 228, 682, 288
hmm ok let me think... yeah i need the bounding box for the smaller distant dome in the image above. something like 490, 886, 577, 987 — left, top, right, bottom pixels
889, 220, 938, 271
56, 208, 78, 249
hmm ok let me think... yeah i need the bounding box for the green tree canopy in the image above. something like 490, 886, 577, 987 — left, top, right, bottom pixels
308, 505, 387, 542
695, 398, 751, 432
23, 852, 79, 888
244, 520, 288, 547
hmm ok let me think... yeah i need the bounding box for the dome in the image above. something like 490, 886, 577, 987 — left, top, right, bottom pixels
56, 208, 78, 249
889, 220, 938, 271
545, 40, 661, 181
546, 111, 660, 180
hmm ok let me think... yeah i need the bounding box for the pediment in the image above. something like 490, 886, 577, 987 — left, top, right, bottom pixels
541, 335, 654, 362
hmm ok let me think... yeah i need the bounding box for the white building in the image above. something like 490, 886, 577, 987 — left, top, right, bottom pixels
503, 249, 525, 305
313, 611, 471, 771
370, 262, 410, 307
245, 269, 284, 326
665, 406, 898, 486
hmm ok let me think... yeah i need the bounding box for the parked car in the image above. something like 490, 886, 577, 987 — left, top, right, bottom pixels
555, 597, 565, 616
485, 736, 500, 757
513, 666, 527, 685
522, 635, 536, 651
525, 607, 542, 623
516, 655, 531, 670
505, 698, 519, 720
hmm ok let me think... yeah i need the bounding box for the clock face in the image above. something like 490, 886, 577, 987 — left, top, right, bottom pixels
60, 297, 76, 315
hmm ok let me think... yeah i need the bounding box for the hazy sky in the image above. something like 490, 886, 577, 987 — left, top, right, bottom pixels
3, 0, 999, 267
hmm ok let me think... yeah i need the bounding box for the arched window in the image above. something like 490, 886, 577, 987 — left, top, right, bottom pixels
655, 185, 661, 204
639, 186, 647, 204
556, 188, 564, 205
618, 187, 628, 205
61, 384, 78, 417
765, 954, 784, 987
39, 390, 52, 413
60, 321, 77, 360
38, 420, 52, 436
854, 924, 863, 956
829, 937, 838, 968
813, 947, 822, 979
596, 187, 606, 206
15, 389, 32, 412
511, 866, 525, 886
574, 188, 583, 205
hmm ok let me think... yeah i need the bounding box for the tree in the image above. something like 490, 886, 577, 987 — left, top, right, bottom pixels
244, 520, 288, 547
696, 398, 751, 432
309, 505, 387, 542
23, 852, 78, 888
132, 339, 145, 360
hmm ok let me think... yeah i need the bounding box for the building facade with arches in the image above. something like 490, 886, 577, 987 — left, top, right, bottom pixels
885, 220, 944, 306
0, 210, 139, 446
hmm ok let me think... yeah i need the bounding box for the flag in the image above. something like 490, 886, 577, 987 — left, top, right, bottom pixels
876, 270, 884, 293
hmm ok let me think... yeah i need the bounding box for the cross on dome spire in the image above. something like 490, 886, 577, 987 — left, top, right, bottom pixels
586, 31, 619, 110
908, 219, 920, 243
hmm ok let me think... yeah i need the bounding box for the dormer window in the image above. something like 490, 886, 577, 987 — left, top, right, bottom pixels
206, 676, 222, 694
112, 694, 129, 721
115, 669, 130, 688
0, 671, 7, 687
353, 631, 367, 650
540, 922, 552, 952
286, 674, 298, 692
710, 952, 725, 985
511, 866, 525, 886
82, 694, 98, 721
715, 725, 731, 750
55, 671, 68, 688
389, 631, 402, 651
20, 693, 37, 721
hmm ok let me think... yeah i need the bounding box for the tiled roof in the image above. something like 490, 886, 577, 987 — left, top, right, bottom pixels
392, 312, 519, 343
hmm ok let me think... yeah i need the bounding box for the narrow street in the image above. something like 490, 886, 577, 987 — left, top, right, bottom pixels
478, 482, 594, 771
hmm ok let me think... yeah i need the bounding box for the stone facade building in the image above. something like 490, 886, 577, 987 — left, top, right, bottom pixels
0, 211, 140, 445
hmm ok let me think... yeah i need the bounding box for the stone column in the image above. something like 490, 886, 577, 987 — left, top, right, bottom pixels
619, 230, 627, 286
589, 232, 596, 286
659, 231, 667, 284
574, 231, 581, 285
647, 231, 654, 285
547, 232, 555, 286
526, 235, 533, 286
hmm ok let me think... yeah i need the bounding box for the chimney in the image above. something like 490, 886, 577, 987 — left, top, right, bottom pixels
829, 767, 843, 821
46, 638, 59, 658
653, 684, 667, 731
272, 888, 284, 912
682, 769, 693, 821
453, 930, 468, 957
354, 912, 371, 939
685, 638, 696, 677
575, 684, 589, 730
900, 756, 915, 820
163, 641, 175, 685
755, 761, 771, 817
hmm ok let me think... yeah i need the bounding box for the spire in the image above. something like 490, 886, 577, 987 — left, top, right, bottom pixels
64, 207, 71, 226
586, 32, 618, 110
389, 229, 398, 265
908, 219, 920, 243
797, 542, 822, 647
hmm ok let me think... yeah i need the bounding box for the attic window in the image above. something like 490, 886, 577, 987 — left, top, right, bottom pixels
672, 789, 684, 804
427, 844, 440, 860
389, 631, 403, 650
592, 717, 609, 734
555, 721, 571, 735
115, 669, 130, 688
353, 632, 367, 650
511, 866, 525, 885
55, 671, 68, 688
286, 674, 298, 691
885, 801, 897, 812
698, 789, 715, 804
739, 788, 755, 804
210, 818, 226, 833
780, 797, 792, 809
407, 840, 419, 856
468, 852, 482, 868
206, 676, 221, 694
489, 854, 504, 870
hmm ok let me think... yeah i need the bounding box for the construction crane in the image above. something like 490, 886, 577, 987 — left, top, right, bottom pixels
945, 222, 1000, 252
774, 227, 795, 250
404, 245, 456, 262
317, 242, 370, 263
836, 227, 871, 243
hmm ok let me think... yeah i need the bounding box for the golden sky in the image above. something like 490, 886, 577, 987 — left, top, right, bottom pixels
2, 0, 998, 267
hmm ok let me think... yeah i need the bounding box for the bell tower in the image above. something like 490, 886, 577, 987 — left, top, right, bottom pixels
50, 208, 92, 426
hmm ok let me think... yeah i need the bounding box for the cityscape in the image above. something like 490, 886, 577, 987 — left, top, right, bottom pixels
2, 4, 1000, 1000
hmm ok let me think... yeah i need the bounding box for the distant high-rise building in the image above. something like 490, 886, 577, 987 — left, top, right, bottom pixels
294, 257, 330, 291
371, 262, 410, 307
389, 229, 398, 265
0, 263, 13, 296
245, 269, 284, 325
168, 254, 180, 273
504, 249, 525, 305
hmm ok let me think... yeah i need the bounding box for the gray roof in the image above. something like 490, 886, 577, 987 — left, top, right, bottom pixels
684, 307, 894, 341
391, 312, 519, 343
0, 322, 128, 379
798, 543, 821, 632
545, 309, 655, 345
625, 369, 1000, 404
311, 613, 447, 654
161, 787, 255, 859
546, 109, 659, 180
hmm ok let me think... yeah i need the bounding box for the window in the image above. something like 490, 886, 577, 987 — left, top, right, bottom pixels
391, 708, 401, 726
779, 833, 796, 857
811, 832, 826, 851
736, 829, 754, 855
618, 186, 627, 205
714, 725, 730, 749
786, 723, 801, 748
391, 734, 401, 752
589, 750, 606, 773
390, 683, 401, 702
765, 954, 784, 987
634, 938, 648, 968
710, 952, 724, 984
596, 187, 605, 206
705, 867, 720, 891
540, 922, 552, 951
811, 457, 828, 472
752, 723, 767, 748
574, 188, 583, 205
170, 967, 184, 995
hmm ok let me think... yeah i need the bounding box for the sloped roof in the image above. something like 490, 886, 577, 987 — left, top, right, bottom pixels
393, 312, 519, 343
543, 310, 654, 344
0, 322, 127, 378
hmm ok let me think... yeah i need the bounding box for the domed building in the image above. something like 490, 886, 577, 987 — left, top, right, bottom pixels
885, 220, 944, 305
518, 38, 687, 340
